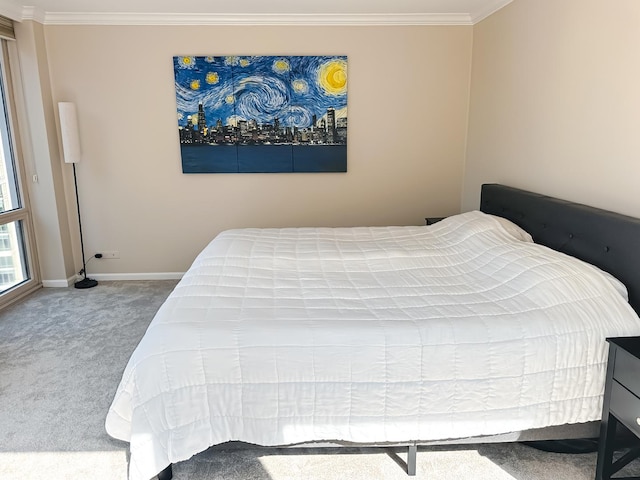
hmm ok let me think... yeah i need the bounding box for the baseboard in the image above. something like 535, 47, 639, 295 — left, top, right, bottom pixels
42, 276, 76, 288
42, 273, 184, 286
89, 272, 184, 281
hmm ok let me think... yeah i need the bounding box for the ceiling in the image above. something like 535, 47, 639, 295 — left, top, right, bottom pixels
2, 0, 514, 25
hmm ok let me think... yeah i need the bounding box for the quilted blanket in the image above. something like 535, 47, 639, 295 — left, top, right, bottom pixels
106, 211, 640, 480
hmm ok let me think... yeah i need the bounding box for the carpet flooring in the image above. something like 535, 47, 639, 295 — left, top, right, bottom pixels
1, 280, 639, 480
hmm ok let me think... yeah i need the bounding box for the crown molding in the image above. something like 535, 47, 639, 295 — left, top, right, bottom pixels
21, 6, 46, 23
38, 12, 474, 26
470, 0, 513, 23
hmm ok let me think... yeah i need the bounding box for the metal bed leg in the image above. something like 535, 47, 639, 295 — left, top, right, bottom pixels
407, 444, 417, 476
157, 464, 173, 480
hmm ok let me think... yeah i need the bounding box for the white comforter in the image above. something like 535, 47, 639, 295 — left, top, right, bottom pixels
106, 211, 640, 480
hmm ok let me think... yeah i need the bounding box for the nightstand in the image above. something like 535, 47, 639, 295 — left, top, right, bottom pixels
425, 217, 446, 225
595, 337, 640, 480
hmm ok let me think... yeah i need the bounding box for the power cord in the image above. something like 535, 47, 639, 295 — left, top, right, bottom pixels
78, 253, 101, 276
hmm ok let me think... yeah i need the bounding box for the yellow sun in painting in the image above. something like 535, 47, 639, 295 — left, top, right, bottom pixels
239, 58, 250, 67
273, 58, 290, 74
318, 59, 347, 96
206, 72, 219, 84
225, 95, 235, 104
190, 79, 201, 90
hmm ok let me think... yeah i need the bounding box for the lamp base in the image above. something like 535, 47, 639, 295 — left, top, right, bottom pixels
74, 277, 98, 289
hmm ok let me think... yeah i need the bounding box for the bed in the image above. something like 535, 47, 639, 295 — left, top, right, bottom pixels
106, 184, 640, 480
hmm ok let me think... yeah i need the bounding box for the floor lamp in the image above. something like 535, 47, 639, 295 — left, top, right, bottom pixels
59, 102, 98, 289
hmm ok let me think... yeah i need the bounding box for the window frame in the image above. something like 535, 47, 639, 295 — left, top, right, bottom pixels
0, 38, 41, 307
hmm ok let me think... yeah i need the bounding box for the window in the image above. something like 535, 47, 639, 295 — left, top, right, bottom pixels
0, 31, 39, 305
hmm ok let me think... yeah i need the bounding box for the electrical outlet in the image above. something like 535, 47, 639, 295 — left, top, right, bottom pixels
100, 251, 120, 259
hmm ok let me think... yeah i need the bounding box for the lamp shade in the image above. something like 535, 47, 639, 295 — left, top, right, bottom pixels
58, 102, 82, 164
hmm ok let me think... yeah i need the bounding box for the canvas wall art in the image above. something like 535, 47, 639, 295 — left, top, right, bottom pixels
173, 55, 348, 173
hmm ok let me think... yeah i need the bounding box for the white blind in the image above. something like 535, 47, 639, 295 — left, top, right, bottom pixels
0, 16, 15, 41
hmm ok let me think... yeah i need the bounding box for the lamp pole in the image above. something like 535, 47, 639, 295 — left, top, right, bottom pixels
72, 163, 97, 289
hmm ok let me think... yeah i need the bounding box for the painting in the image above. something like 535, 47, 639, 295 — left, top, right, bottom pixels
173, 55, 348, 173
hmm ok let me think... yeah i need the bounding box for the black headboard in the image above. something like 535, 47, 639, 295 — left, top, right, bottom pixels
480, 184, 640, 316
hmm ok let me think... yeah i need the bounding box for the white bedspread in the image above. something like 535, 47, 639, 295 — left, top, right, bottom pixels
106, 211, 640, 480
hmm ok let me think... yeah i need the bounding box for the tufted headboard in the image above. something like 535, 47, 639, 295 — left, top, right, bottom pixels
480, 184, 640, 316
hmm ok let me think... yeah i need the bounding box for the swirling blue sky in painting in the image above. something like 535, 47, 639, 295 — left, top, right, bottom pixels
174, 55, 348, 129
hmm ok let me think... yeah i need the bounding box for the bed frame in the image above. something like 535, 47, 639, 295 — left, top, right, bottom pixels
156, 184, 640, 480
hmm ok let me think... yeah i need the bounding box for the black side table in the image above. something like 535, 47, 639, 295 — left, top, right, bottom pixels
595, 337, 640, 480
425, 217, 446, 225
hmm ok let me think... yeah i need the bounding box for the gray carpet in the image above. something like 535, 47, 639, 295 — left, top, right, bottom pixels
0, 280, 638, 480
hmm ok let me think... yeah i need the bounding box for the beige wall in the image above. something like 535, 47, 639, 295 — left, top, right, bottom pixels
463, 0, 640, 216
24, 3, 640, 282
40, 25, 472, 277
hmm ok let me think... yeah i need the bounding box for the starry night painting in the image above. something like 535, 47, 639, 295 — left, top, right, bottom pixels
174, 55, 348, 173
